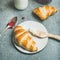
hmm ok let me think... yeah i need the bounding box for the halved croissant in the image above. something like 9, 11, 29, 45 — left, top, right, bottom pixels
33, 5, 57, 20
14, 26, 38, 52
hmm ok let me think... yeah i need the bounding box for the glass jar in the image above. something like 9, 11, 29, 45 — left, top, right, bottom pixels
14, 0, 28, 10
36, 0, 52, 4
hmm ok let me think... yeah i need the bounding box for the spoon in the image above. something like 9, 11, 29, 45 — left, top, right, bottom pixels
0, 17, 17, 37
29, 28, 60, 41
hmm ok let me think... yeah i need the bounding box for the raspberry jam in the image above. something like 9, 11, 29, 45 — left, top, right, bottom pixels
7, 17, 17, 29
36, 0, 52, 4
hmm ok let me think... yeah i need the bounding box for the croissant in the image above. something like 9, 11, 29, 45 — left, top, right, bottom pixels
33, 5, 57, 20
14, 26, 38, 52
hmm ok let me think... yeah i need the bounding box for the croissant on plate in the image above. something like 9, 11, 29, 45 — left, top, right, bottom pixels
33, 5, 57, 20
14, 26, 38, 52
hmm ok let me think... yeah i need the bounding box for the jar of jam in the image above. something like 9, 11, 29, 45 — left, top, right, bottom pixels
36, 0, 52, 4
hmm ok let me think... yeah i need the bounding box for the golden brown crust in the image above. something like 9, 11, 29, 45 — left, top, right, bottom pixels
14, 26, 38, 52
14, 26, 23, 32
33, 7, 44, 19
14, 29, 25, 35
33, 5, 57, 20
15, 32, 28, 43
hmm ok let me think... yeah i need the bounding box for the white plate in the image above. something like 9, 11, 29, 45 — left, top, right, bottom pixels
13, 21, 48, 54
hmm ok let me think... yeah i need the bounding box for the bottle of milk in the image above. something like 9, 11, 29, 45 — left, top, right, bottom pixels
14, 0, 28, 10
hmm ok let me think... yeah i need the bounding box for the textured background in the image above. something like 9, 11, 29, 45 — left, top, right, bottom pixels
0, 0, 60, 60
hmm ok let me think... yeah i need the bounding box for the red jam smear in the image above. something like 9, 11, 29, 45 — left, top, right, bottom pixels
7, 21, 15, 29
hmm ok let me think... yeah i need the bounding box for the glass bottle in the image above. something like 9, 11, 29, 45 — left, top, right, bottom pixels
14, 0, 28, 10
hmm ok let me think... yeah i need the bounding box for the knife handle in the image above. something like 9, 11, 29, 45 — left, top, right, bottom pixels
48, 33, 60, 41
